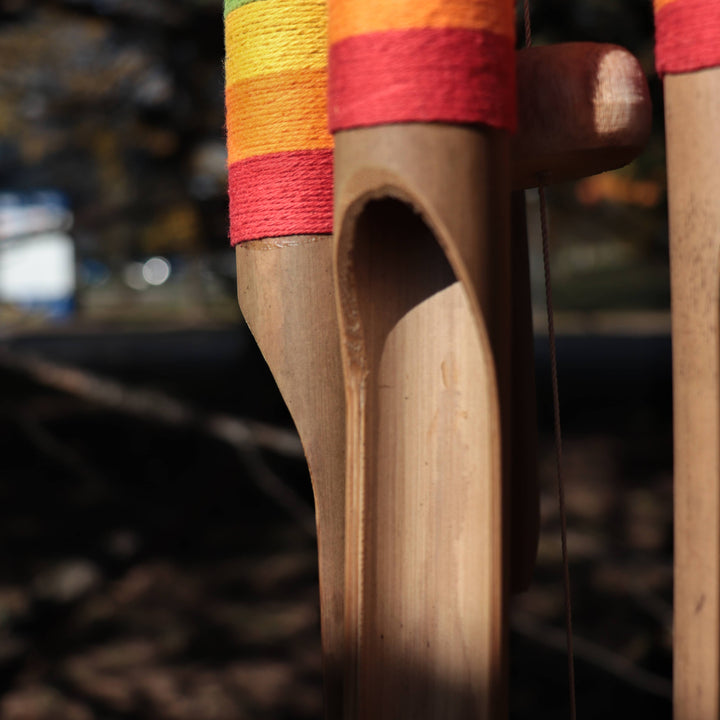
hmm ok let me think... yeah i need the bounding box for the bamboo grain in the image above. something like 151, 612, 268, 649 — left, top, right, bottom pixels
665, 67, 720, 720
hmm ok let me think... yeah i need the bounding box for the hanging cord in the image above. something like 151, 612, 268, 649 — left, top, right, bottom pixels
522, 0, 532, 49
539, 181, 577, 720
523, 3, 577, 719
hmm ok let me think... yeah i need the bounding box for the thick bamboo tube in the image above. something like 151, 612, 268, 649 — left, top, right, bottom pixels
335, 123, 512, 720
665, 67, 720, 720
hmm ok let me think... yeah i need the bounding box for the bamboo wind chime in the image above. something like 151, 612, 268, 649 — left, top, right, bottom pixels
224, 0, 651, 717
654, 1, 720, 718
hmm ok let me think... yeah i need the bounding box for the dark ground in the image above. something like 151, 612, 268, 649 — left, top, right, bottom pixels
0, 326, 673, 719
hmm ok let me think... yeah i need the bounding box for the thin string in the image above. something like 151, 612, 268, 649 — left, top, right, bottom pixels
522, 0, 532, 48
523, 3, 577, 718
538, 180, 577, 720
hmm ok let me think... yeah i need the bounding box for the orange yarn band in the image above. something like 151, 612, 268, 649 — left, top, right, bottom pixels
329, 0, 513, 43
226, 70, 330, 163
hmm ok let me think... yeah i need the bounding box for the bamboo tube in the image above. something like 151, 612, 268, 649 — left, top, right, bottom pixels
236, 237, 345, 717
326, 16, 517, 719
665, 67, 720, 720
335, 122, 512, 720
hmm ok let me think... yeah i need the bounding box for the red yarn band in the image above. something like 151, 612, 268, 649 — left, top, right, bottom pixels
655, 0, 720, 75
228, 149, 333, 244
329, 27, 516, 133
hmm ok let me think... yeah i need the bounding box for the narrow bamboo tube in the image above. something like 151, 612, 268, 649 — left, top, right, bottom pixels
236, 237, 344, 718
665, 67, 720, 720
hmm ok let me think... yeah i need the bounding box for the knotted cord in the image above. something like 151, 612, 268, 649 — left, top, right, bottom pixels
522, 3, 577, 719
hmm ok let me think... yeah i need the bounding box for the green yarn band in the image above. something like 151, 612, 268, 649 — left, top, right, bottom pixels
224, 0, 268, 18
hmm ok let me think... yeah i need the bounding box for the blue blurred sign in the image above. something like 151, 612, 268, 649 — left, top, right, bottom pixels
0, 191, 76, 319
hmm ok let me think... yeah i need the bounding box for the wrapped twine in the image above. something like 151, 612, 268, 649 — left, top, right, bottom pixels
654, 0, 720, 75
224, 0, 333, 243
328, 0, 517, 132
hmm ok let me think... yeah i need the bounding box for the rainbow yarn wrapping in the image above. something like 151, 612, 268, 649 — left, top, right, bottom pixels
224, 0, 333, 244
328, 0, 517, 133
654, 0, 720, 75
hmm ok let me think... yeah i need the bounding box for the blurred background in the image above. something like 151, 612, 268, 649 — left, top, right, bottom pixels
0, 0, 672, 718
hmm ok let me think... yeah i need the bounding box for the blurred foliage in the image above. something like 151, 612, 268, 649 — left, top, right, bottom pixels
524, 0, 655, 53
521, 0, 669, 315
0, 0, 227, 267
0, 0, 670, 319
524, 0, 664, 148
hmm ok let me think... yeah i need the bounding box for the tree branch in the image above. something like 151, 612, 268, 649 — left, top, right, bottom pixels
0, 346, 316, 536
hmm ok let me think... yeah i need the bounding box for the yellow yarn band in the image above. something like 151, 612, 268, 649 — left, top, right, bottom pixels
225, 0, 327, 85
